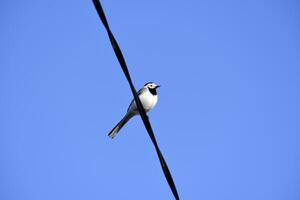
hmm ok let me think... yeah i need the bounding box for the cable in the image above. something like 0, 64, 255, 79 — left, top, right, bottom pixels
92, 1, 180, 199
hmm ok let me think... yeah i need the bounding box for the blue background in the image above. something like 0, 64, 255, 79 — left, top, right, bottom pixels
1, 0, 299, 199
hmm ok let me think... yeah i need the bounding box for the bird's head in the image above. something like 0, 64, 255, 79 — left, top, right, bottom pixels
144, 82, 160, 90
144, 82, 160, 95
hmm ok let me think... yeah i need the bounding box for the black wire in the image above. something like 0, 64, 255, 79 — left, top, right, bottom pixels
92, 1, 180, 199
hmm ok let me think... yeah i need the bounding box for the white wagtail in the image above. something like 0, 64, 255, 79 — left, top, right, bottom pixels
108, 82, 160, 139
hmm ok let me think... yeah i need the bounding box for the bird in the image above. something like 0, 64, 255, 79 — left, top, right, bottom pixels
108, 82, 160, 139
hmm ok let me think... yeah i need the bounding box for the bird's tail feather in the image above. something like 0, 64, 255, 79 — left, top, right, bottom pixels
108, 114, 133, 139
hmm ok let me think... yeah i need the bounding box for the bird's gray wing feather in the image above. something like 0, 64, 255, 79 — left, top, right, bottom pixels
127, 87, 147, 112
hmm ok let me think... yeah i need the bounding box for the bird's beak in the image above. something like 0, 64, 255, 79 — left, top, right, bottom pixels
156, 85, 161, 89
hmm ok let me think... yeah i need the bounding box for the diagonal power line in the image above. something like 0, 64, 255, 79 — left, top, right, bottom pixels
92, 0, 180, 199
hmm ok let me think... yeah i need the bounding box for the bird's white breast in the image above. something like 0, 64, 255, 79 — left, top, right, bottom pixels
139, 90, 158, 112
128, 90, 158, 114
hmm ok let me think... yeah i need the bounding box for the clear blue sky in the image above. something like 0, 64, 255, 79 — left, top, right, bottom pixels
1, 0, 300, 199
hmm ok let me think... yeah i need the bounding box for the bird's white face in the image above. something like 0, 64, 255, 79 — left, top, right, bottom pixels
144, 82, 160, 89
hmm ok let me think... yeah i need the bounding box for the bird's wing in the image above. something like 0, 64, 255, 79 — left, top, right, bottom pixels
127, 87, 147, 112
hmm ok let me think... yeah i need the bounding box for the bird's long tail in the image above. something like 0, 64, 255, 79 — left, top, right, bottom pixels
108, 114, 133, 139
